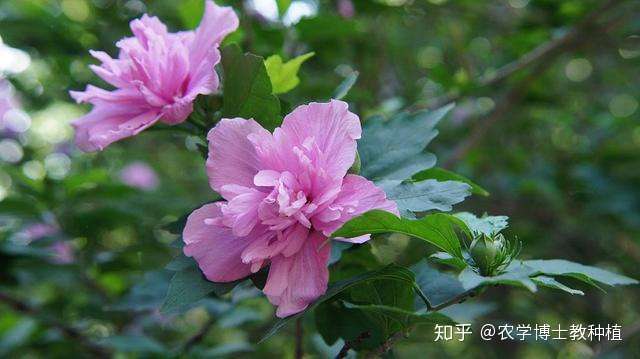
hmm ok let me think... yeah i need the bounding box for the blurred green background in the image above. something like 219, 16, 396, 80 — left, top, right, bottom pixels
1, 0, 639, 357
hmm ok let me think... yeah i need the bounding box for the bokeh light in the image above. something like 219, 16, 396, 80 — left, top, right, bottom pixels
565, 58, 593, 82
417, 46, 443, 69
45, 153, 72, 180
609, 94, 638, 118
22, 160, 46, 181
0, 139, 24, 163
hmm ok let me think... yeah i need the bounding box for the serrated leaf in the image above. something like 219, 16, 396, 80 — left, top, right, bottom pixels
458, 263, 538, 292
221, 44, 281, 131
523, 259, 638, 287
379, 179, 471, 216
359, 104, 454, 181
454, 212, 509, 237
411, 260, 467, 308
333, 210, 469, 263
412, 167, 489, 196
265, 52, 314, 94
333, 71, 358, 100
532, 276, 584, 295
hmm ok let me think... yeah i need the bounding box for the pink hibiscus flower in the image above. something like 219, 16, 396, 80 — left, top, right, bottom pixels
69, 1, 238, 152
183, 100, 398, 317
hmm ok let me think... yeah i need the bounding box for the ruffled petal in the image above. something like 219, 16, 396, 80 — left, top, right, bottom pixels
277, 100, 361, 179
189, 1, 239, 68
205, 118, 271, 196
313, 174, 399, 238
263, 231, 331, 317
183, 203, 264, 282
71, 107, 160, 152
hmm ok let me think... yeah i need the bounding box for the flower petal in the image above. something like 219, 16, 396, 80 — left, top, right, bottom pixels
190, 1, 239, 66
278, 99, 361, 179
206, 118, 270, 196
183, 203, 264, 282
72, 107, 160, 152
263, 231, 331, 317
313, 174, 399, 238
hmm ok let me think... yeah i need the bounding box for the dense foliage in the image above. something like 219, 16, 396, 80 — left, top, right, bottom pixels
1, 0, 639, 358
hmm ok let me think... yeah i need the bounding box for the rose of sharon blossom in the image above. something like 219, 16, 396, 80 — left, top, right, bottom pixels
69, 1, 238, 152
183, 100, 398, 317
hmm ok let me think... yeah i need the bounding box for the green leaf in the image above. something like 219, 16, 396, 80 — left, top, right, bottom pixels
160, 262, 238, 314
333, 210, 469, 263
333, 71, 359, 100
0, 319, 36, 357
265, 52, 314, 94
439, 302, 496, 323
316, 268, 424, 350
412, 167, 489, 196
359, 104, 454, 181
532, 276, 584, 295
98, 335, 165, 354
276, 0, 292, 16
429, 252, 468, 270
342, 302, 454, 328
523, 259, 639, 287
379, 179, 471, 216
411, 260, 467, 308
260, 264, 419, 343
109, 271, 171, 311
454, 212, 509, 237
459, 264, 538, 292
221, 44, 282, 131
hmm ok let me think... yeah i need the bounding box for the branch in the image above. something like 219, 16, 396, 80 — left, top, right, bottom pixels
0, 291, 109, 358
442, 0, 630, 167
421, 0, 627, 111
336, 331, 371, 359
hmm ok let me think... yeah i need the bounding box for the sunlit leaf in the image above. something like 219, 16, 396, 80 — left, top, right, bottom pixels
265, 52, 314, 94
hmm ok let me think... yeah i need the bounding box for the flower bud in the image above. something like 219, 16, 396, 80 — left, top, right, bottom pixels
470, 233, 508, 276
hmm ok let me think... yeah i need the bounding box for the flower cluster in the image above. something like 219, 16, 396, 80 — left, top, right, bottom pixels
69, 1, 238, 151
70, 1, 398, 317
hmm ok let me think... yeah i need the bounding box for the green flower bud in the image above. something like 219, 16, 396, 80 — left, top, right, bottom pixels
469, 234, 519, 276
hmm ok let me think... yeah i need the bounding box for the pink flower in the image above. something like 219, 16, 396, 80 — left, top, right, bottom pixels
119, 161, 159, 191
69, 1, 238, 152
49, 241, 75, 265
183, 100, 398, 317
